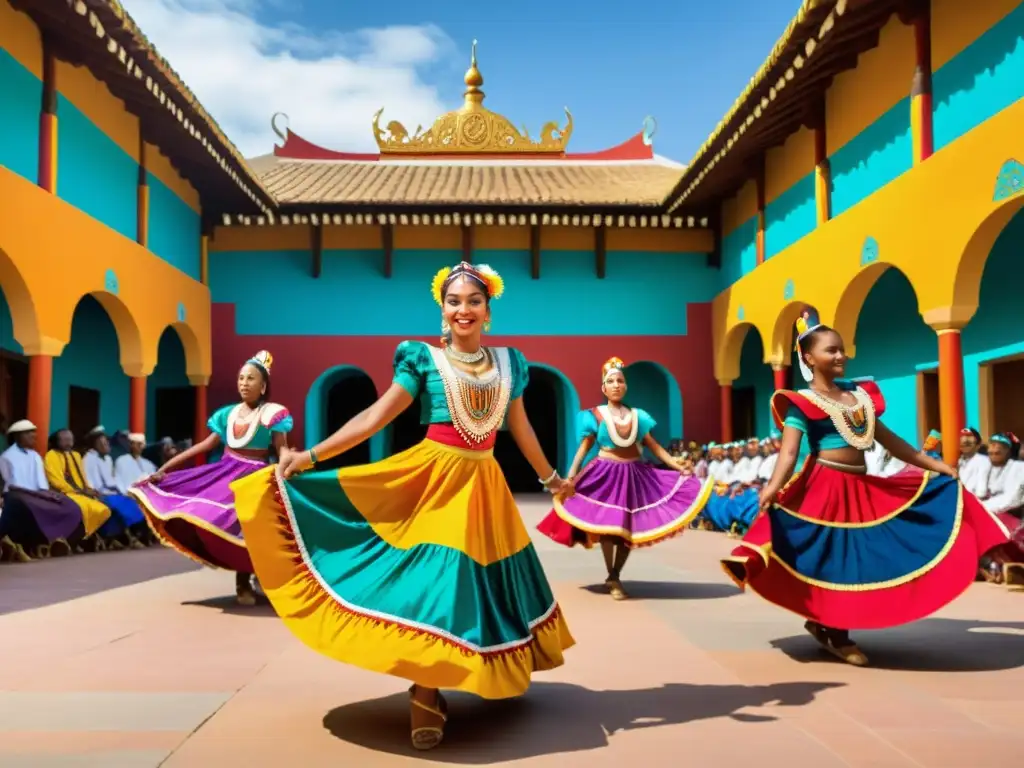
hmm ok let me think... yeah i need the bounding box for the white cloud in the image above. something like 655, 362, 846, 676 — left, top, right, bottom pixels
122, 0, 453, 157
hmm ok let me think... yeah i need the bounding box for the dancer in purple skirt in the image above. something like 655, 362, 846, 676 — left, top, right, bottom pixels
537, 356, 714, 599
128, 351, 293, 606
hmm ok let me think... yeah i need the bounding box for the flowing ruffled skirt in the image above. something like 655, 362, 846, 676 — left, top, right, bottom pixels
537, 458, 713, 548
231, 437, 574, 699
721, 460, 1011, 630
128, 453, 264, 571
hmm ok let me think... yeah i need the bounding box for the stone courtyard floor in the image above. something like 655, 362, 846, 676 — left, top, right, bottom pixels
0, 496, 1021, 767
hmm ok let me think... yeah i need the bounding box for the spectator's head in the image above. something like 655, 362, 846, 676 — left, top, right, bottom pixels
6, 420, 37, 451
49, 429, 74, 452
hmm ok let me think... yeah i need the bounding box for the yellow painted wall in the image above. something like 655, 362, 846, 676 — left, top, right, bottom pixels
721, 178, 759, 236
765, 126, 815, 204
0, 0, 41, 76
0, 165, 211, 378
932, 0, 1021, 68
826, 15, 916, 154
146, 142, 200, 213
56, 60, 140, 162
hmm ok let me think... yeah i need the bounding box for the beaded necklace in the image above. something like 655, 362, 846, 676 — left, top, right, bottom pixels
429, 346, 511, 444
799, 386, 875, 450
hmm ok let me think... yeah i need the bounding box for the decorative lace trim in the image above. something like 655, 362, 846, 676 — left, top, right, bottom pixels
798, 387, 876, 451
429, 346, 511, 444
226, 403, 265, 449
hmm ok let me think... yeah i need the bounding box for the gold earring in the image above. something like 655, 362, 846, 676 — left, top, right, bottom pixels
440, 319, 450, 347
484, 319, 492, 333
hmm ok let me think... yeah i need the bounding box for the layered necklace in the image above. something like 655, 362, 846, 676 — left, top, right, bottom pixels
800, 386, 875, 450
430, 345, 511, 444
444, 345, 486, 365
598, 404, 638, 448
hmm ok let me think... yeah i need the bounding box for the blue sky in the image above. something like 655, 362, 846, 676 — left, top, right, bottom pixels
129, 0, 802, 161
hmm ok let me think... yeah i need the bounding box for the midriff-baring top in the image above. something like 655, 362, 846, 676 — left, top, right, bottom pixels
207, 402, 294, 453
577, 406, 656, 451
392, 341, 530, 448
772, 380, 886, 454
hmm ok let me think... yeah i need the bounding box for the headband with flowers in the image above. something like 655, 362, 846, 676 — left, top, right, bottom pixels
431, 261, 505, 306
602, 356, 626, 383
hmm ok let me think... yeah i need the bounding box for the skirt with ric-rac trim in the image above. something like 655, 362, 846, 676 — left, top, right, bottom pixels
231, 426, 574, 700
721, 459, 1011, 630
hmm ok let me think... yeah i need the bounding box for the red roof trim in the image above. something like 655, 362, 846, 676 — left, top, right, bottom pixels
273, 128, 654, 162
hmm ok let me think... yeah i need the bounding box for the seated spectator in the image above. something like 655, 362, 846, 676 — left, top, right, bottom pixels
83, 427, 149, 549
44, 428, 113, 551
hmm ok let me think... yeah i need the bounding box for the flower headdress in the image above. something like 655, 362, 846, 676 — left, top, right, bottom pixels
602, 357, 626, 383
794, 306, 823, 383
245, 350, 274, 376
432, 261, 505, 306
923, 429, 942, 453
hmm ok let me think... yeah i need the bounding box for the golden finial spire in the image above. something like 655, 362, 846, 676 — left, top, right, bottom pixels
463, 39, 484, 108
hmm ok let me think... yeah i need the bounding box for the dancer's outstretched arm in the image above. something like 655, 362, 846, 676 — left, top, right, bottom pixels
642, 435, 688, 473
566, 436, 595, 480
148, 433, 220, 481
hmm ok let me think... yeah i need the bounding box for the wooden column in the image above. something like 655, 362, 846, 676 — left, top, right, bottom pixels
772, 364, 788, 392
27, 355, 53, 456
310, 223, 323, 278
200, 233, 210, 286
381, 223, 394, 278
754, 157, 766, 265
530, 224, 541, 279
461, 223, 474, 262
193, 382, 208, 466
594, 226, 607, 279
909, 5, 934, 164
129, 376, 147, 434
936, 328, 966, 466
804, 97, 831, 226
719, 381, 734, 444
136, 134, 149, 246
37, 37, 58, 193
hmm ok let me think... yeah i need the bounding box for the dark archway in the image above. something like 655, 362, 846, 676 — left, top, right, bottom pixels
734, 328, 772, 439
495, 366, 565, 493
318, 372, 378, 470
52, 295, 129, 448
0, 284, 28, 432
149, 327, 194, 443
624, 360, 683, 447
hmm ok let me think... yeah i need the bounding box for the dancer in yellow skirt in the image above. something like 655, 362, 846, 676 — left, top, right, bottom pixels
232, 261, 575, 751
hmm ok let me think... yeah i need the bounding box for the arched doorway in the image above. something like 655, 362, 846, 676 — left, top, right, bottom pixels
963, 207, 1024, 438
623, 361, 683, 447
53, 295, 131, 449
149, 327, 194, 443
842, 267, 935, 445
0, 285, 28, 432
305, 366, 378, 469
494, 364, 576, 493
733, 329, 773, 439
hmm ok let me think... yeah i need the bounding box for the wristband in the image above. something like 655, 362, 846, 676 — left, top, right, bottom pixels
309, 448, 319, 465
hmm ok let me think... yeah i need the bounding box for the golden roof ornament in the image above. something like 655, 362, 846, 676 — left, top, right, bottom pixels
372, 40, 573, 156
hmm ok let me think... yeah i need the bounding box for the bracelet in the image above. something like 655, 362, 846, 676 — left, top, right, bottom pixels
538, 469, 558, 487
308, 448, 319, 465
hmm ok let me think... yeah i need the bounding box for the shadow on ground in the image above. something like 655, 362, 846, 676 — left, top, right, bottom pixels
181, 594, 276, 617
771, 618, 1024, 672
322, 679, 843, 762
579, 580, 740, 601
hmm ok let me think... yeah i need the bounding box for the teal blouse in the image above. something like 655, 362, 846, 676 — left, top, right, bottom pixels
578, 407, 656, 450
207, 402, 294, 452
392, 341, 530, 425
782, 381, 869, 452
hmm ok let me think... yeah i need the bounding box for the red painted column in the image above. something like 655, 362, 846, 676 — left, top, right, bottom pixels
27, 356, 53, 456
772, 364, 788, 392
194, 384, 209, 466
37, 39, 57, 193
719, 382, 733, 444
937, 329, 966, 467
910, 9, 934, 164
129, 376, 147, 435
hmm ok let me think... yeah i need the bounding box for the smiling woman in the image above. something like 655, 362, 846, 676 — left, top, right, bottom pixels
230, 259, 575, 752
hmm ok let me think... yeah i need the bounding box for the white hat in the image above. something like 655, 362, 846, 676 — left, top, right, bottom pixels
6, 419, 36, 435
87, 425, 106, 436
128, 433, 146, 444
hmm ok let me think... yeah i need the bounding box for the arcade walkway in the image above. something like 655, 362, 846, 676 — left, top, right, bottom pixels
1, 498, 1021, 767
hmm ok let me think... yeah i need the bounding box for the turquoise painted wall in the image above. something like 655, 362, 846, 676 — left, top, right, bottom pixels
56, 94, 137, 241
51, 296, 130, 435
933, 3, 1024, 152
623, 361, 683, 445
720, 217, 758, 287
829, 97, 913, 218
147, 328, 190, 439
764, 173, 816, 259
0, 49, 40, 183
736, 328, 774, 438
147, 172, 202, 281
210, 248, 720, 336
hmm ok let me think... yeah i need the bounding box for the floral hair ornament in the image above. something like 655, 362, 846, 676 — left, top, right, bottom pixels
602, 356, 626, 383
794, 306, 823, 383
923, 429, 942, 453
245, 350, 274, 376
431, 261, 505, 306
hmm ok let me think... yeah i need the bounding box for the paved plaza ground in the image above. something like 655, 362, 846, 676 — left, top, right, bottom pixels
0, 497, 1022, 767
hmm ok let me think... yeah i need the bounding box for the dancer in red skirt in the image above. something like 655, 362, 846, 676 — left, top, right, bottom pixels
722, 307, 1011, 666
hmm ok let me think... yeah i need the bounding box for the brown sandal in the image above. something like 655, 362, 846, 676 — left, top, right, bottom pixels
804, 621, 868, 666
409, 685, 447, 751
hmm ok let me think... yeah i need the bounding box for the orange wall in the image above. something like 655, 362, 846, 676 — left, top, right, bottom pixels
0, 0, 41, 75
765, 126, 815, 205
